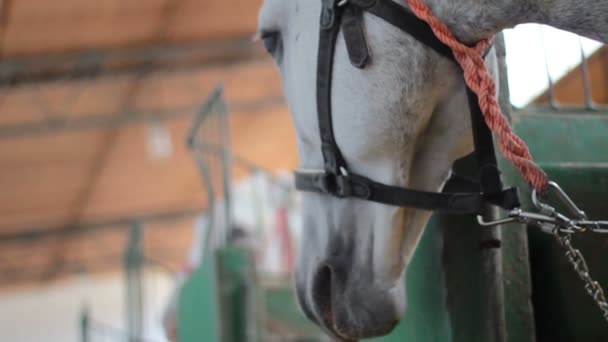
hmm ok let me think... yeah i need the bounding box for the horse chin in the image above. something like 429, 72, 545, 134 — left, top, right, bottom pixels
330, 288, 403, 340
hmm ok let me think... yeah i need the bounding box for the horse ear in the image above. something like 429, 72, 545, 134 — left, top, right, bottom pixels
342, 6, 371, 68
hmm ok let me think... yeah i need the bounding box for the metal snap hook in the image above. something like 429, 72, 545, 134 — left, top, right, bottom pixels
532, 181, 587, 220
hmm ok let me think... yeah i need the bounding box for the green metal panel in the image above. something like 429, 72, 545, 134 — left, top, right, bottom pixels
217, 247, 253, 342
263, 285, 326, 340
178, 253, 221, 342
503, 111, 608, 341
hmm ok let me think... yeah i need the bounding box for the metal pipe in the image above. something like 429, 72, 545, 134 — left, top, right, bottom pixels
495, 32, 537, 342
186, 86, 224, 148
124, 221, 144, 342
479, 206, 507, 342
540, 26, 559, 109
80, 305, 90, 342
219, 89, 234, 245
578, 37, 596, 110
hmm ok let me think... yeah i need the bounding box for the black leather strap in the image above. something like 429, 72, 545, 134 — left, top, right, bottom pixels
357, 0, 455, 61
317, 0, 348, 174
295, 171, 485, 214
342, 6, 371, 68
466, 88, 521, 209
294, 0, 520, 215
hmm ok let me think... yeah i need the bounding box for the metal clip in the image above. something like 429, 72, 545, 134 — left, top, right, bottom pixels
477, 181, 592, 234
532, 181, 587, 220
476, 211, 519, 227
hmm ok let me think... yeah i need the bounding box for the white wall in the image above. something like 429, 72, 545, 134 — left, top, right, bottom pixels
504, 24, 602, 107
0, 173, 302, 342
0, 271, 175, 342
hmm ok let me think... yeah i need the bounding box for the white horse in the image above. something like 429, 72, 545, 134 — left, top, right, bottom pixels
258, 0, 608, 340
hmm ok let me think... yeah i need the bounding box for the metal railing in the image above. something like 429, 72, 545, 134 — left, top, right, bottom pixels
505, 24, 606, 111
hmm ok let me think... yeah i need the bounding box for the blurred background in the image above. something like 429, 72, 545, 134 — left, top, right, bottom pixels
0, 1, 605, 342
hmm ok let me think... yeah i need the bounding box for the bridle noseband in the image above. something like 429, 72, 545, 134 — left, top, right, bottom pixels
294, 0, 520, 214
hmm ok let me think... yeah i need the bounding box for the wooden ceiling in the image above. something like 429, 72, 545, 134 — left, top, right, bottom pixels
1, 0, 263, 57
0, 0, 300, 288
0, 60, 295, 232
532, 46, 608, 106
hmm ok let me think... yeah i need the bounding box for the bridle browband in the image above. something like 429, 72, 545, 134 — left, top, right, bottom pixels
294, 0, 521, 214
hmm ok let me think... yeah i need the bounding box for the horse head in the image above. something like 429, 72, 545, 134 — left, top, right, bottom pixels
258, 0, 501, 339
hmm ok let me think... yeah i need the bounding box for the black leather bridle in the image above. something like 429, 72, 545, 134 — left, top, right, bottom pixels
294, 0, 521, 214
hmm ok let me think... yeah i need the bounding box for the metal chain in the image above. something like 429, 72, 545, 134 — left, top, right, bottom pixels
478, 181, 608, 323
553, 229, 608, 322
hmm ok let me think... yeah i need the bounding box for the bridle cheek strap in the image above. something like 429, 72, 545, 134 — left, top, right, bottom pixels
294, 0, 520, 215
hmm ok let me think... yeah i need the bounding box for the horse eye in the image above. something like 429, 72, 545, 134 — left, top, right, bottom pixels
261, 32, 280, 54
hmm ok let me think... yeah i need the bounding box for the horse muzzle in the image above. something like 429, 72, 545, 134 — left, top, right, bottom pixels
296, 260, 405, 340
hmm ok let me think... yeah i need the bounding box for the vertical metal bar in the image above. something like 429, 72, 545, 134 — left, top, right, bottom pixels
480, 206, 507, 342
218, 87, 234, 243
124, 221, 144, 342
80, 305, 90, 342
195, 152, 217, 260
186, 86, 223, 149
540, 26, 559, 109
579, 37, 595, 110
495, 33, 537, 342
187, 85, 226, 254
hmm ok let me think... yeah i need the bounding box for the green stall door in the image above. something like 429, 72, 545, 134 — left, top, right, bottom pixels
502, 111, 608, 341
178, 253, 221, 342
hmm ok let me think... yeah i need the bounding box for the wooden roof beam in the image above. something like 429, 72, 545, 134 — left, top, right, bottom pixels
0, 37, 265, 86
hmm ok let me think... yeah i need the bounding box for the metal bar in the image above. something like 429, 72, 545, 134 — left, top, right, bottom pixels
540, 26, 559, 109
187, 87, 225, 257
219, 90, 234, 246
0, 96, 284, 139
124, 221, 144, 342
522, 104, 608, 113
80, 305, 90, 342
186, 86, 224, 148
481, 34, 514, 342
579, 38, 596, 110
495, 33, 536, 342
479, 206, 507, 342
0, 37, 265, 86
0, 208, 204, 244
193, 153, 217, 265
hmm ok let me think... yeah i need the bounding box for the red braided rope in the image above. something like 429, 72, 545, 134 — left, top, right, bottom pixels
405, 0, 549, 191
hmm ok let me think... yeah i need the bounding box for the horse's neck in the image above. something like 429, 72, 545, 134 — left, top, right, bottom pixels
530, 0, 608, 42
423, 0, 608, 43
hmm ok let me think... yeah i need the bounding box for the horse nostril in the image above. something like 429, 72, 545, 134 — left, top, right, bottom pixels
312, 264, 334, 324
